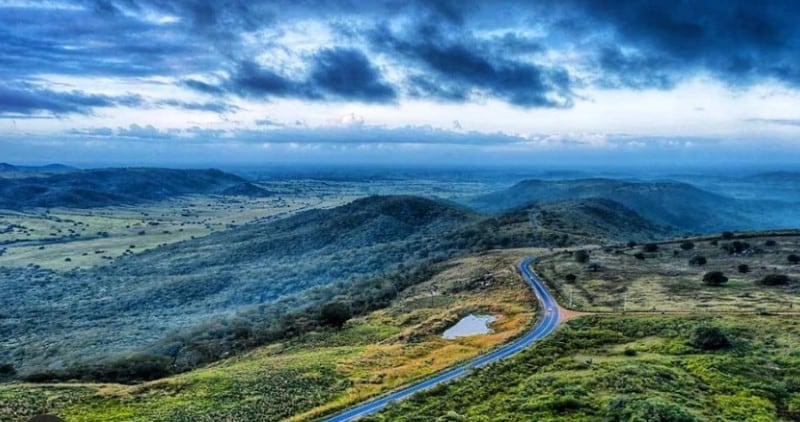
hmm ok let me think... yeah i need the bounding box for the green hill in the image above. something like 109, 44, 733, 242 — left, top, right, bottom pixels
467, 178, 779, 233
0, 168, 246, 208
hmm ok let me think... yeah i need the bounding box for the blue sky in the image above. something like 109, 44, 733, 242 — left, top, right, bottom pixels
2, 0, 800, 166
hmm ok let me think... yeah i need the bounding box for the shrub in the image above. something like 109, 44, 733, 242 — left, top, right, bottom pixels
574, 250, 590, 263
0, 363, 15, 377
680, 241, 695, 250
690, 325, 730, 350
607, 396, 698, 422
587, 262, 601, 272
737, 264, 749, 274
721, 241, 750, 255
765, 239, 777, 247
722, 231, 734, 239
623, 348, 637, 356
320, 301, 352, 328
789, 254, 800, 264
689, 255, 707, 266
643, 243, 659, 253
702, 271, 728, 286
634, 252, 645, 260
627, 241, 637, 248
564, 274, 577, 283
760, 274, 790, 286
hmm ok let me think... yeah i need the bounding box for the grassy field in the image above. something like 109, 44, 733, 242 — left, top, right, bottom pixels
0, 193, 354, 270
0, 249, 541, 421
534, 231, 800, 312
370, 314, 800, 421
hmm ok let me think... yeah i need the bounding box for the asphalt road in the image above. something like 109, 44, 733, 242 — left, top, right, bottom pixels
324, 256, 561, 422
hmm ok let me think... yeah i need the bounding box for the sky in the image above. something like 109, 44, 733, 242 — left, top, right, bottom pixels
2, 0, 800, 167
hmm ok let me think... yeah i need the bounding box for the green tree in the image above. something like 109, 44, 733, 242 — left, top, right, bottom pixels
689, 255, 707, 266
690, 325, 730, 350
703, 271, 728, 286
320, 301, 352, 328
574, 250, 590, 263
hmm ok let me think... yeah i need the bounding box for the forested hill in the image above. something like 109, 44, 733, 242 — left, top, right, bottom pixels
0, 167, 249, 208
2, 194, 674, 381
467, 178, 788, 233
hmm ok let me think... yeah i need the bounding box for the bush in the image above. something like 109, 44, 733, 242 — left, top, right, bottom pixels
607, 396, 698, 422
759, 274, 790, 286
626, 241, 637, 248
574, 249, 590, 263
690, 325, 730, 350
680, 241, 695, 250
789, 254, 800, 264
689, 255, 707, 266
765, 239, 777, 247
320, 301, 352, 328
702, 271, 728, 286
0, 363, 15, 377
737, 264, 749, 274
722, 231, 734, 239
721, 241, 750, 255
633, 252, 645, 260
623, 348, 637, 356
643, 243, 659, 253
564, 274, 577, 283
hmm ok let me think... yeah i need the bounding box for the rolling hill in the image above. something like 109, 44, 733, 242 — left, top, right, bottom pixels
0, 193, 668, 380
0, 168, 247, 208
467, 178, 788, 233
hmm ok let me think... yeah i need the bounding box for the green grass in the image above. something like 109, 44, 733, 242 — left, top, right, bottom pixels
369, 314, 800, 421
0, 249, 539, 422
535, 232, 800, 312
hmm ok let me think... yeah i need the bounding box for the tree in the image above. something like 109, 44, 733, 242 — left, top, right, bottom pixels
689, 255, 707, 266
643, 243, 659, 253
737, 264, 749, 274
320, 301, 352, 328
703, 271, 728, 286
760, 274, 790, 286
574, 249, 590, 263
587, 262, 601, 272
0, 363, 15, 377
565, 274, 577, 283
626, 241, 637, 248
789, 254, 800, 264
765, 239, 777, 247
634, 252, 645, 260
722, 231, 734, 239
690, 325, 730, 350
680, 241, 695, 250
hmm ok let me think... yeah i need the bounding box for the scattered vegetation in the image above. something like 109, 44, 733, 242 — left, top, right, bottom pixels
369, 316, 800, 421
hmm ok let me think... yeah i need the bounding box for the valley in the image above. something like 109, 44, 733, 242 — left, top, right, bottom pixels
1, 166, 799, 421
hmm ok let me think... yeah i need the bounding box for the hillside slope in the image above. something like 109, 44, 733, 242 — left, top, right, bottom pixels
0, 196, 480, 375
0, 168, 246, 208
468, 178, 769, 233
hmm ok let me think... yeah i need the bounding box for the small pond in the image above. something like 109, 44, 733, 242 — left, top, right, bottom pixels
442, 314, 496, 339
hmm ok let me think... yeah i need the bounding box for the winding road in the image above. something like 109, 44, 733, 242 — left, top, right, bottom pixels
325, 257, 561, 422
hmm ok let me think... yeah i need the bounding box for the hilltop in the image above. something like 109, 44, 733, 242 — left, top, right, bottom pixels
467, 178, 791, 233
0, 168, 246, 208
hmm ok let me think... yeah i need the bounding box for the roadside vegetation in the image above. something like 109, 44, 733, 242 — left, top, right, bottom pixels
370, 315, 800, 421
0, 250, 537, 421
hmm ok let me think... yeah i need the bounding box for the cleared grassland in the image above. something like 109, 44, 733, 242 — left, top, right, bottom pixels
0, 249, 541, 422
0, 194, 351, 270
534, 231, 800, 312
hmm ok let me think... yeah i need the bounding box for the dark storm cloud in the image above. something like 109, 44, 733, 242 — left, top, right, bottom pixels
557, 0, 800, 88
193, 48, 396, 103
0, 84, 142, 118
367, 22, 573, 107
4, 0, 800, 117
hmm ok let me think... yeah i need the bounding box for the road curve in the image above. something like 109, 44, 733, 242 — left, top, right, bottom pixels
324, 257, 561, 422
